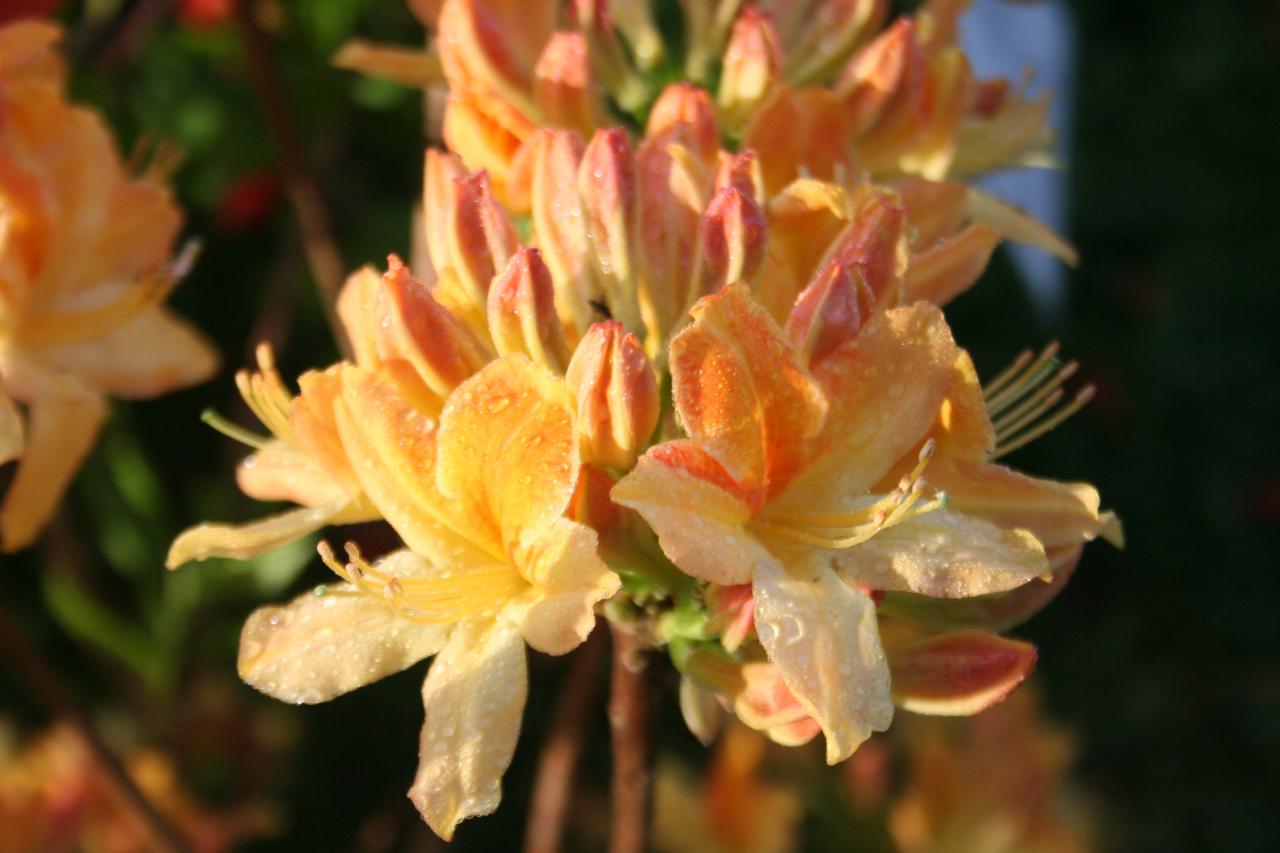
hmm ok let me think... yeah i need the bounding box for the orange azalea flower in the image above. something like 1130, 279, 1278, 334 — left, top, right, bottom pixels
0, 722, 271, 853
235, 354, 618, 839
613, 282, 1115, 763
341, 0, 1051, 206
0, 22, 217, 552
888, 687, 1094, 853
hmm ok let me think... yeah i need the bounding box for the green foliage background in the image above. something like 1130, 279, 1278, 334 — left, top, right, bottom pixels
2, 0, 1278, 849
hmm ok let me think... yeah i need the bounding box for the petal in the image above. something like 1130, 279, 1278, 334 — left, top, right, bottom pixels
436, 355, 578, 553
886, 630, 1037, 716
679, 676, 725, 746
833, 508, 1048, 598
741, 86, 856, 196
510, 516, 618, 655
902, 223, 1001, 306
409, 618, 527, 841
0, 377, 105, 552
0, 391, 22, 464
235, 441, 350, 508
612, 441, 773, 586
336, 366, 495, 566
880, 544, 1081, 633
752, 560, 893, 764
930, 461, 1112, 550
771, 303, 957, 513
332, 40, 443, 87
670, 282, 827, 498
34, 305, 218, 399
733, 661, 823, 747
165, 500, 353, 569
238, 551, 451, 704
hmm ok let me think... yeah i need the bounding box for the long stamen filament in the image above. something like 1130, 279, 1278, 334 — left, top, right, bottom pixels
994, 385, 1096, 459
984, 342, 1060, 414
756, 440, 949, 549
200, 408, 270, 449
318, 542, 522, 624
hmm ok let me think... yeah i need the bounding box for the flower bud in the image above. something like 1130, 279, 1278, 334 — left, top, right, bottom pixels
487, 247, 571, 371
885, 630, 1037, 716
446, 170, 520, 310
422, 148, 467, 275
717, 7, 783, 132
378, 255, 493, 399
533, 31, 602, 136
528, 128, 597, 336
565, 321, 659, 470
733, 661, 822, 747
785, 259, 875, 366
784, 0, 887, 86
823, 187, 909, 305
646, 83, 719, 167
713, 149, 765, 205
578, 129, 644, 335
698, 185, 766, 298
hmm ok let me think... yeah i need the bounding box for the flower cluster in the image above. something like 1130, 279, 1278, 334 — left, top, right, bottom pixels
0, 21, 217, 552
160, 0, 1121, 840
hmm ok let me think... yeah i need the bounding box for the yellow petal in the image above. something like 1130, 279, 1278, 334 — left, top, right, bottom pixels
0, 392, 22, 464
238, 552, 452, 704
335, 266, 384, 369
930, 461, 1112, 551
613, 441, 772, 586
436, 355, 578, 554
332, 39, 443, 87
336, 366, 496, 567
0, 377, 105, 552
833, 508, 1048, 598
32, 305, 218, 399
409, 617, 527, 841
752, 560, 893, 764
670, 282, 827, 498
771, 303, 957, 514
165, 500, 353, 569
510, 516, 618, 655
235, 441, 350, 508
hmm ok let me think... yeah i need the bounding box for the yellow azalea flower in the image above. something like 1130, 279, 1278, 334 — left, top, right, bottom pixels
614, 282, 1071, 764
166, 259, 496, 567
341, 0, 1050, 206
0, 22, 217, 552
236, 354, 618, 839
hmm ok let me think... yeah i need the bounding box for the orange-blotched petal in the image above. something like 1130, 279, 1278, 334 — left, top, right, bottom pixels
669, 281, 827, 498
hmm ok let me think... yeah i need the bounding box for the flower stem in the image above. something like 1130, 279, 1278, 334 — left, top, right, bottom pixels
524, 628, 606, 853
607, 621, 657, 853
0, 592, 189, 852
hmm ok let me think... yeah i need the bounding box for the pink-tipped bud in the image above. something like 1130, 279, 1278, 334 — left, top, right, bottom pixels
422, 148, 468, 276
646, 83, 719, 167
717, 7, 783, 132
565, 320, 659, 470
446, 170, 520, 310
786, 260, 876, 366
713, 149, 766, 205
487, 248, 572, 371
578, 128, 643, 334
534, 31, 602, 136
699, 185, 767, 297
825, 187, 909, 305
528, 129, 596, 335
379, 255, 493, 398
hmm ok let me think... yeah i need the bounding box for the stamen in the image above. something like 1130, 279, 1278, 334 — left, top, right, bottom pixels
990, 361, 1077, 433
200, 408, 270, 449
984, 342, 1060, 414
234, 343, 295, 443
755, 440, 948, 549
320, 541, 525, 624
994, 385, 1095, 459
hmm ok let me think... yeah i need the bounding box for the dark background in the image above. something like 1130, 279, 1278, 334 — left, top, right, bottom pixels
2, 0, 1278, 850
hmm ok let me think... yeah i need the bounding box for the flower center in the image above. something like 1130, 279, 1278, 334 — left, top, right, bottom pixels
751, 439, 949, 549
319, 541, 525, 624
